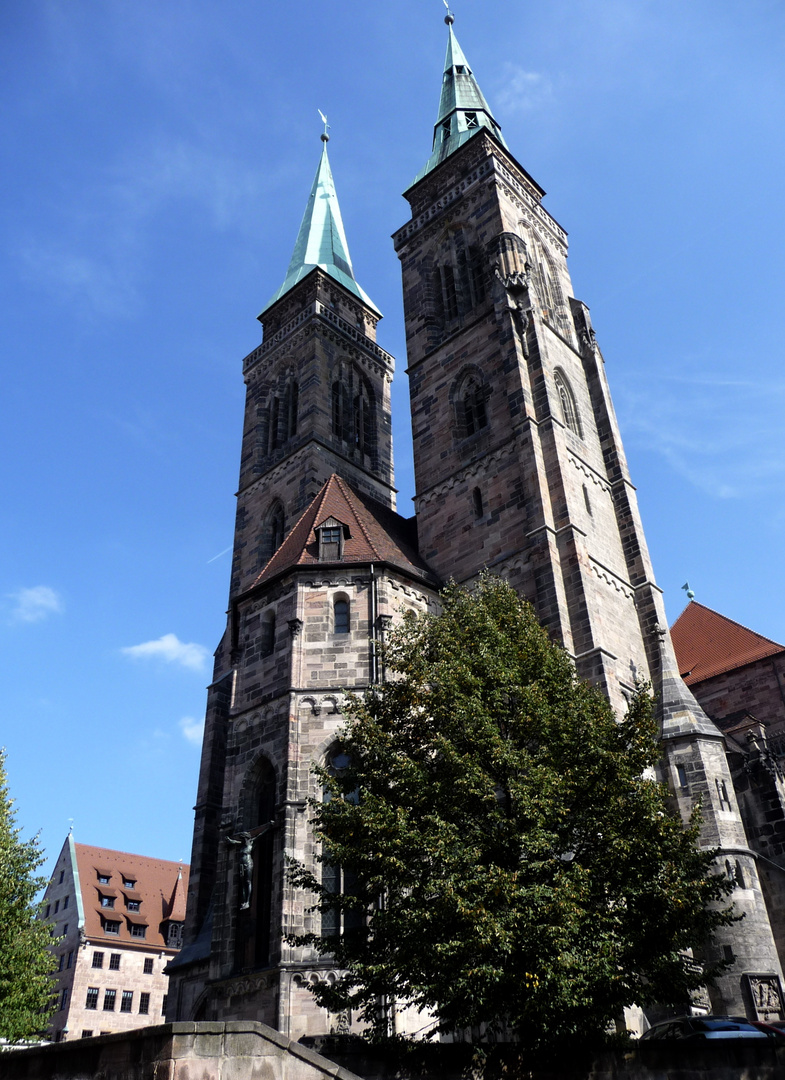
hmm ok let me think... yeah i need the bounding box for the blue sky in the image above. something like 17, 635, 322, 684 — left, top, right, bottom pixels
3, 0, 785, 875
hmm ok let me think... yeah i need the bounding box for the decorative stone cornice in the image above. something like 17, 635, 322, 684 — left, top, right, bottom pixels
568, 452, 613, 496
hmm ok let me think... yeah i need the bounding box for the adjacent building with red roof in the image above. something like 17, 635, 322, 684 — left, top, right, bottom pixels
42, 835, 188, 1043
671, 601, 785, 751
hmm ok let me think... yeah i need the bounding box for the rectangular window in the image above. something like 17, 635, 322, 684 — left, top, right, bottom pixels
676, 763, 688, 789
67, 951, 73, 969
60, 988, 68, 1011
85, 988, 99, 1010
81, 1031, 93, 1039
161, 995, 168, 1015
97, 873, 110, 884
45, 904, 50, 918
139, 992, 150, 1015
103, 989, 116, 1011
63, 923, 68, 935
63, 895, 69, 909
122, 878, 135, 889
54, 900, 60, 914
109, 953, 121, 970
120, 991, 133, 1013
100, 896, 115, 908
126, 899, 140, 912
143, 958, 154, 974
103, 920, 120, 934
59, 870, 65, 884
59, 954, 65, 971
130, 923, 147, 939
92, 951, 104, 969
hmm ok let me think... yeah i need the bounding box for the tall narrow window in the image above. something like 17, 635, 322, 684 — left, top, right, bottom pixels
472, 487, 484, 519
322, 748, 364, 941
716, 778, 732, 811
268, 395, 280, 453
260, 612, 276, 658
463, 379, 488, 437
553, 370, 582, 438
735, 860, 746, 888
334, 598, 350, 634
284, 380, 298, 441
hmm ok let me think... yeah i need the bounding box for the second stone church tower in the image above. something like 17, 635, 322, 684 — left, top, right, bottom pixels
167, 15, 785, 1035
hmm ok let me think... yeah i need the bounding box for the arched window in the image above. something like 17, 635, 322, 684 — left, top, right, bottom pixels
334, 598, 350, 634
553, 370, 582, 438
234, 758, 276, 970
260, 612, 276, 658
332, 364, 375, 457
283, 380, 298, 441
321, 747, 363, 941
462, 378, 488, 437
261, 501, 285, 566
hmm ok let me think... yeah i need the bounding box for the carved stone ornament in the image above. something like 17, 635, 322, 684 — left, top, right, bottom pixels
288, 618, 304, 638
745, 973, 785, 1022
331, 1009, 352, 1035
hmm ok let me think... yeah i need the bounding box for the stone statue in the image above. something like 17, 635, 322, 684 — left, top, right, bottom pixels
225, 831, 255, 910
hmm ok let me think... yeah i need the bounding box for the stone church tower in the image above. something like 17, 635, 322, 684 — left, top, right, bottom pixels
167, 16, 785, 1034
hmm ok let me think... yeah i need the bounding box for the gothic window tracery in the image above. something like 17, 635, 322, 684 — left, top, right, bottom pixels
431, 231, 487, 340
263, 373, 299, 455
453, 369, 490, 440
331, 363, 375, 459
553, 369, 582, 438
261, 500, 286, 565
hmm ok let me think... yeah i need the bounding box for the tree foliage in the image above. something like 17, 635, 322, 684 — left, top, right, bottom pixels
0, 749, 57, 1041
290, 576, 735, 1052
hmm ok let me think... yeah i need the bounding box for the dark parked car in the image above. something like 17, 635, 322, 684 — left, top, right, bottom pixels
640, 1015, 785, 1042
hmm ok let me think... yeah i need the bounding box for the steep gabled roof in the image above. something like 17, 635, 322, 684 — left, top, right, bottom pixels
251, 474, 435, 589
73, 843, 189, 950
670, 601, 785, 685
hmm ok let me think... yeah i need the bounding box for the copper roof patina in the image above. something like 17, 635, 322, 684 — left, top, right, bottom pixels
259, 137, 380, 319
412, 14, 508, 186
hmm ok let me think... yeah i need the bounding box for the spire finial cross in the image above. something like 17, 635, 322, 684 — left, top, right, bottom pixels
443, 0, 455, 25
318, 109, 330, 143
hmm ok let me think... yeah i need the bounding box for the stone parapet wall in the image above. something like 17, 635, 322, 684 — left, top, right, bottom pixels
0, 1022, 364, 1080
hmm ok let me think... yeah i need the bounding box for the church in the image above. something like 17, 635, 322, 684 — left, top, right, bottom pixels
165, 15, 785, 1037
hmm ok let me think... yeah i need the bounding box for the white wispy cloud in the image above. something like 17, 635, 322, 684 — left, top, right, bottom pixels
494, 63, 553, 116
618, 370, 785, 499
121, 633, 209, 671
179, 716, 205, 745
8, 586, 64, 624
20, 242, 137, 319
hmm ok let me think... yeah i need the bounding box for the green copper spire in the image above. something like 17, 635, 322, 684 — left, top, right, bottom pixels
412, 14, 508, 185
260, 134, 380, 319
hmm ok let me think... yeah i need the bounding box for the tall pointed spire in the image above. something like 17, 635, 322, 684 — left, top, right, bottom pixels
260, 133, 380, 319
412, 13, 507, 185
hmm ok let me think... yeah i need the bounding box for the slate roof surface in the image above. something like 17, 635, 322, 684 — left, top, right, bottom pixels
251, 474, 434, 589
670, 601, 785, 685
74, 843, 189, 950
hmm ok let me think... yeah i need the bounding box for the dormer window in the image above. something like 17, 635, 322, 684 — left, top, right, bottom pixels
317, 517, 349, 562
465, 111, 478, 129
455, 65, 466, 74
441, 120, 451, 143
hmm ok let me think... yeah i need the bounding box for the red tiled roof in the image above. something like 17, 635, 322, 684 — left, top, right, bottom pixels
250, 474, 434, 588
74, 844, 189, 951
670, 601, 785, 685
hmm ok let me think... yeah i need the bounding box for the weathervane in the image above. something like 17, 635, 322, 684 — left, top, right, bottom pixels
443, 0, 454, 25
681, 581, 695, 601
318, 109, 330, 143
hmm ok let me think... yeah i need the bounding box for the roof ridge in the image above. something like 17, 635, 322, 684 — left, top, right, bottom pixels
674, 600, 784, 650
332, 475, 382, 560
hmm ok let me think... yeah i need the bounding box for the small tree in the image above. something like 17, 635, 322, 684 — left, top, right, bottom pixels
290, 576, 734, 1052
0, 749, 57, 1041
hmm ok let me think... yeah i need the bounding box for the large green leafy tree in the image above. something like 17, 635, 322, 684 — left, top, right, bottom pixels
290, 576, 735, 1052
0, 749, 57, 1041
